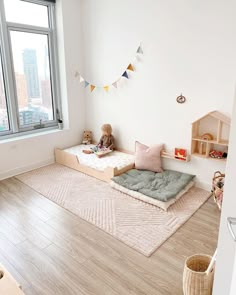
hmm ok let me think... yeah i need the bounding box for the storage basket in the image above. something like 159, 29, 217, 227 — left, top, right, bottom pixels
212, 171, 225, 210
183, 254, 214, 295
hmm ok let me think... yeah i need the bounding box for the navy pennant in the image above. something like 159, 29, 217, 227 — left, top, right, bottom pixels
122, 71, 129, 79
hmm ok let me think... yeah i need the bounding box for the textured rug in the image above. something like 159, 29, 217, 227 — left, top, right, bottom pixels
16, 164, 210, 257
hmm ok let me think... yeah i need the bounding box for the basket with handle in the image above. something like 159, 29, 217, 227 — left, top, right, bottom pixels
183, 250, 217, 295
212, 171, 225, 210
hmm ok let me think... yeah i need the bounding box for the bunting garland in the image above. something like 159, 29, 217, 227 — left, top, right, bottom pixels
127, 64, 134, 71
75, 44, 143, 92
112, 81, 118, 88
137, 46, 143, 54
90, 85, 95, 92
122, 71, 129, 79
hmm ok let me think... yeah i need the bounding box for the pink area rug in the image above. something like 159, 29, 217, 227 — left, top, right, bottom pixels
16, 164, 210, 257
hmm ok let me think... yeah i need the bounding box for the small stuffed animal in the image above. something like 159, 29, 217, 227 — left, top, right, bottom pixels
82, 130, 92, 145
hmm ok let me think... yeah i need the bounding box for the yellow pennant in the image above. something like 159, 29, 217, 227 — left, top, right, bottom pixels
90, 85, 95, 92
127, 64, 134, 71
104, 86, 109, 92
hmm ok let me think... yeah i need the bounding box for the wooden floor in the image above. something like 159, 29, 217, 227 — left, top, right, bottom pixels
0, 177, 220, 295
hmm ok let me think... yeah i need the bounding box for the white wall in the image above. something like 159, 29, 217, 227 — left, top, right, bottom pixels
213, 95, 236, 295
0, 0, 85, 180
81, 0, 236, 188
230, 256, 236, 294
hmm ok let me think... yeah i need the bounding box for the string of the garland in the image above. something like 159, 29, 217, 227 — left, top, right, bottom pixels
75, 44, 143, 92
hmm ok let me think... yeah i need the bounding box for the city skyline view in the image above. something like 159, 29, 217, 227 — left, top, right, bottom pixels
0, 0, 54, 132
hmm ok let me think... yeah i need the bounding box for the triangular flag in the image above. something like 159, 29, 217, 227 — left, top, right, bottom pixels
84, 81, 89, 88
127, 64, 134, 71
112, 81, 118, 88
137, 46, 143, 54
80, 76, 85, 83
90, 85, 95, 92
122, 71, 129, 79
104, 86, 109, 92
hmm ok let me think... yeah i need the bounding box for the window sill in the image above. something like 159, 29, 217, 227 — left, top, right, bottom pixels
0, 127, 67, 144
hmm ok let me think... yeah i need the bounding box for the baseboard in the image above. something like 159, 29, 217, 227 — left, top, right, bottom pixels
195, 180, 212, 191
0, 157, 54, 181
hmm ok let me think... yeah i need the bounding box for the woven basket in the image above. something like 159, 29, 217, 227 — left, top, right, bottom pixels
212, 171, 225, 211
183, 254, 214, 295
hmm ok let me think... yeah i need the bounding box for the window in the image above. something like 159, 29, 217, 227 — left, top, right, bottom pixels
0, 50, 9, 132
0, 0, 60, 137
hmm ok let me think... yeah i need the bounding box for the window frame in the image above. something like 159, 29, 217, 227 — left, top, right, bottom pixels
0, 45, 11, 135
0, 0, 61, 138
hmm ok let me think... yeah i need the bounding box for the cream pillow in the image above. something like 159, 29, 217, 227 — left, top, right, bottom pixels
135, 141, 163, 173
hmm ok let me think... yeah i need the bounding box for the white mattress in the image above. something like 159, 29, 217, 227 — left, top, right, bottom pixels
110, 180, 195, 211
64, 144, 135, 172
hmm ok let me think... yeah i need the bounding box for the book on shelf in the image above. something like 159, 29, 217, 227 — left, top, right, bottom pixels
175, 148, 187, 160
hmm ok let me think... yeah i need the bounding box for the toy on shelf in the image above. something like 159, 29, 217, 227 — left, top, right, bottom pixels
209, 150, 227, 159
201, 133, 213, 141
161, 149, 190, 162
82, 130, 93, 145
174, 148, 187, 161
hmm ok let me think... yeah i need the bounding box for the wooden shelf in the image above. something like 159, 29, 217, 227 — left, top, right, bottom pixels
191, 111, 230, 160
192, 153, 207, 158
192, 137, 229, 146
118, 148, 191, 162
217, 140, 229, 146
192, 153, 227, 162
161, 151, 190, 162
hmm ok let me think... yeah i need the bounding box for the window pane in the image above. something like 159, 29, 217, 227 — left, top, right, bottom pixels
10, 31, 54, 126
0, 54, 9, 132
4, 0, 49, 28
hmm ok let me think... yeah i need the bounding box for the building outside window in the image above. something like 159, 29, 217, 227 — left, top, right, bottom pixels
0, 0, 60, 137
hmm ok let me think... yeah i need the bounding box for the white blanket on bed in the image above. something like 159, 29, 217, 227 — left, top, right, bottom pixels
64, 144, 135, 172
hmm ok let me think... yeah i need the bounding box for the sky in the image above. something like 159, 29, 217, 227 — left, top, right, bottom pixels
4, 0, 49, 28
4, 0, 50, 79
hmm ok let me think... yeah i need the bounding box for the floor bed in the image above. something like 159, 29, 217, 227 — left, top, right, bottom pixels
55, 144, 135, 182
110, 169, 196, 210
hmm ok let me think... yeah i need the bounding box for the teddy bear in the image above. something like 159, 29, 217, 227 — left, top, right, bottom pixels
82, 130, 92, 145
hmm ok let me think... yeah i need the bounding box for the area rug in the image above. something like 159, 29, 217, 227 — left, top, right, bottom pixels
16, 164, 210, 257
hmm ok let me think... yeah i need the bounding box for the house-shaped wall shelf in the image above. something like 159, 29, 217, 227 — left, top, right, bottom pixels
191, 111, 231, 160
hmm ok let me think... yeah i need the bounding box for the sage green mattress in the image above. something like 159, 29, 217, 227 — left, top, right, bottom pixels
112, 169, 195, 202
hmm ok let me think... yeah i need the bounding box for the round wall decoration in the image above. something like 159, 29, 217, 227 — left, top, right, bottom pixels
176, 94, 186, 104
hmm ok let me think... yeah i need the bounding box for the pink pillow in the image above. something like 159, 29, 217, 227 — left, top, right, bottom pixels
135, 141, 163, 173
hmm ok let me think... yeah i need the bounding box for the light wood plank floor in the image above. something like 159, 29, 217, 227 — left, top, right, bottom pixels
0, 177, 220, 295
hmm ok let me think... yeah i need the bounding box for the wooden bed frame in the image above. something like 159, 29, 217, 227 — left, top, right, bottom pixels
0, 264, 25, 295
55, 148, 135, 182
